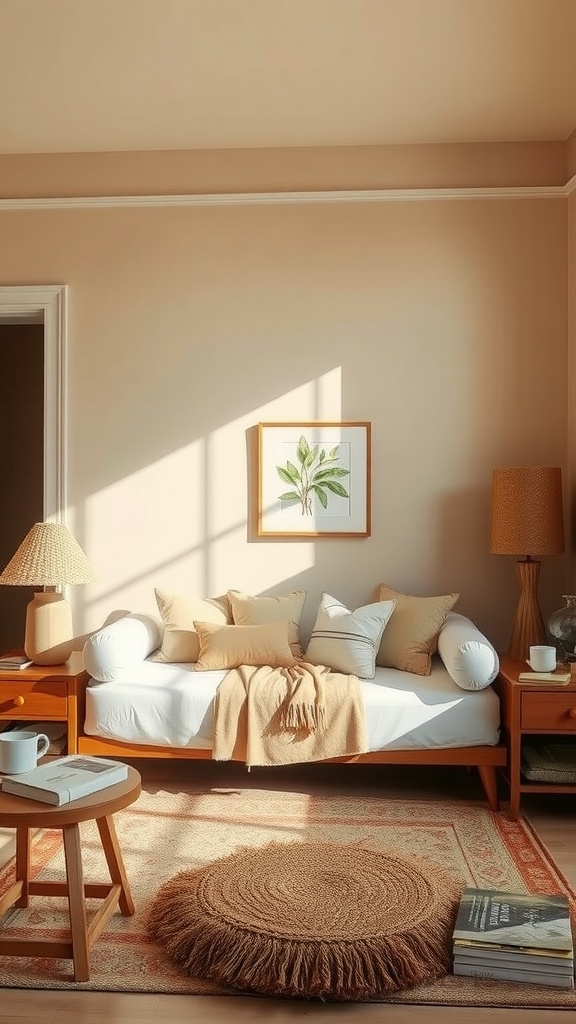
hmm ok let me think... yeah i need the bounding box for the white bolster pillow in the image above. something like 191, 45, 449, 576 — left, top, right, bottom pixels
83, 612, 163, 682
437, 612, 499, 691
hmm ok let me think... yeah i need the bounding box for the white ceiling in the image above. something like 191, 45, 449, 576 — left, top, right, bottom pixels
2, 0, 576, 156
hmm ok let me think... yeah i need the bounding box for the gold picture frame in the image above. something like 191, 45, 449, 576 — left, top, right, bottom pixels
257, 422, 371, 538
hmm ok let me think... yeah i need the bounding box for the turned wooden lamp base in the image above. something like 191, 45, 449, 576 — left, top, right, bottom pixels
507, 557, 547, 662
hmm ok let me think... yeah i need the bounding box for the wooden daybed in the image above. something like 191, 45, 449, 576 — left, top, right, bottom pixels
69, 664, 506, 812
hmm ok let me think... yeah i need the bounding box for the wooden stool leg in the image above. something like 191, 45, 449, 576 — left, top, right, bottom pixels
62, 823, 90, 982
15, 827, 31, 908
96, 815, 135, 916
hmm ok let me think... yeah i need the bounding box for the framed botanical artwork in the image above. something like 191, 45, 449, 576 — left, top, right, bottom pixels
257, 422, 371, 538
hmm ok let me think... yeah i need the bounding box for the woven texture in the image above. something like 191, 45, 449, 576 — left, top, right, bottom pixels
490, 466, 564, 555
148, 840, 461, 999
0, 522, 97, 586
522, 742, 576, 783
1, 787, 575, 1008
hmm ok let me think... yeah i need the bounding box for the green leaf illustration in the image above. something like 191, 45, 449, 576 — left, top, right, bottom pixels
275, 435, 350, 516
296, 436, 310, 464
320, 480, 349, 497
278, 460, 301, 483
303, 444, 319, 469
277, 466, 299, 486
312, 484, 328, 508
313, 467, 350, 481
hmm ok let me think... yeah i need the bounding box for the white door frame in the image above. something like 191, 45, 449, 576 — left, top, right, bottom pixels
0, 285, 66, 522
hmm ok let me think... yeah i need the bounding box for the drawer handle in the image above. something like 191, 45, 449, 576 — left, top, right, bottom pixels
569, 707, 576, 720
12, 696, 25, 707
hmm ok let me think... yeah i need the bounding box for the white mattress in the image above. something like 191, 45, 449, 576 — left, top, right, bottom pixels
84, 657, 500, 751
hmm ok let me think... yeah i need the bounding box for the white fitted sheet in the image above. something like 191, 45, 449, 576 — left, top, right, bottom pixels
84, 657, 500, 751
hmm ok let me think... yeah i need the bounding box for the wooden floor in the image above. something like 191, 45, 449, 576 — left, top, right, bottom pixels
0, 760, 574, 1024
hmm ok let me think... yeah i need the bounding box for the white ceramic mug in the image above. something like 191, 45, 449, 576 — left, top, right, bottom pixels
528, 645, 557, 672
0, 730, 50, 775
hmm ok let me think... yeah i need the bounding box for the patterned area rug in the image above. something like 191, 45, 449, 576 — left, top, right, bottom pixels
0, 787, 574, 1008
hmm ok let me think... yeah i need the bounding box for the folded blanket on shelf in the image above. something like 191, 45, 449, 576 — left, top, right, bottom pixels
212, 662, 368, 767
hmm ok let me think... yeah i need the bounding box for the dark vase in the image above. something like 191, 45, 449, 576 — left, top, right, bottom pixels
548, 595, 576, 662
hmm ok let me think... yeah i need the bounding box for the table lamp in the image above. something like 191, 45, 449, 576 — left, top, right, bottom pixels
0, 521, 97, 666
490, 466, 565, 661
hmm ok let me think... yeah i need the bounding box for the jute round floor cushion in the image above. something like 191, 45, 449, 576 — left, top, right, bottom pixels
147, 841, 461, 1000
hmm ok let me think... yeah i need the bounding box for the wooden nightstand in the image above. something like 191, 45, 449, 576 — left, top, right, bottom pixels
0, 653, 88, 755
493, 655, 576, 820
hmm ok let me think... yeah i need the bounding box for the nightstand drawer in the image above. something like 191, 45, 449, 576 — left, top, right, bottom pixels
0, 682, 67, 719
522, 692, 576, 730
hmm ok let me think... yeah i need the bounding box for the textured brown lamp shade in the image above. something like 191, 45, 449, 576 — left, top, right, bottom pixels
0, 522, 97, 666
490, 467, 565, 661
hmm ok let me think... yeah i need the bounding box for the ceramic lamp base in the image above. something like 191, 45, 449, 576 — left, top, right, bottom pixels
24, 591, 74, 665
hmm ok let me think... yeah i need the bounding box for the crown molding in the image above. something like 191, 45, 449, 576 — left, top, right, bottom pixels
0, 181, 573, 210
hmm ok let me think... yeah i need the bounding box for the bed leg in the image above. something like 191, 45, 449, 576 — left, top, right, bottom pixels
477, 765, 499, 811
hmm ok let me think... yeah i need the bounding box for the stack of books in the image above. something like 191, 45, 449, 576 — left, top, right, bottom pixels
452, 887, 574, 989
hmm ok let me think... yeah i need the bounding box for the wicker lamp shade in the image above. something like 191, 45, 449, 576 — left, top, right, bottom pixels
0, 522, 97, 665
490, 467, 565, 662
0, 522, 97, 587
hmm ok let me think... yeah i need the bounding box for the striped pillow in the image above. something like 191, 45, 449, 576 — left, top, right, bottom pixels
304, 593, 396, 679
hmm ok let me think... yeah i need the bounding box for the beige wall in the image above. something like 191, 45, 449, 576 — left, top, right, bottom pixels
0, 152, 569, 652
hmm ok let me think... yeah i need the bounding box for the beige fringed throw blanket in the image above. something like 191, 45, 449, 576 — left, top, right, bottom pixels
212, 662, 369, 767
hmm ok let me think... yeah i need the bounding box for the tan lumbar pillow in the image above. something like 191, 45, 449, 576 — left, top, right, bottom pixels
227, 589, 307, 658
152, 589, 230, 663
193, 620, 297, 671
376, 584, 459, 676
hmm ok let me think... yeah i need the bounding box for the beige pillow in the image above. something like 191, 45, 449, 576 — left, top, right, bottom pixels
376, 584, 459, 676
193, 620, 297, 671
152, 588, 230, 663
305, 593, 396, 679
227, 589, 307, 658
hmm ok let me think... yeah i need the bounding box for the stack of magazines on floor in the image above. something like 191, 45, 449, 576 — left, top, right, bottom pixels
452, 887, 574, 989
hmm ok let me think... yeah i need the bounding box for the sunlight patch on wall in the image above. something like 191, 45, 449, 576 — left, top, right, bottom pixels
78, 366, 343, 627
82, 443, 207, 621
208, 367, 343, 592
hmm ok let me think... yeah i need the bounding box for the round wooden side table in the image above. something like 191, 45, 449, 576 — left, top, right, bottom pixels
0, 764, 141, 981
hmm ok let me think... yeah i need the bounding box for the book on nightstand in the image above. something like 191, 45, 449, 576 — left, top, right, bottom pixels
0, 755, 128, 805
0, 656, 33, 671
452, 888, 574, 988
518, 666, 571, 683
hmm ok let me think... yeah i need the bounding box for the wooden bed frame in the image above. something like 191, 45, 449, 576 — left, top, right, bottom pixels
69, 671, 506, 810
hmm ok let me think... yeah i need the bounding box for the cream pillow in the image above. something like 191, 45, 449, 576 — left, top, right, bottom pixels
227, 589, 307, 658
83, 613, 162, 682
152, 589, 230, 663
305, 593, 396, 679
437, 612, 499, 690
376, 584, 459, 676
193, 620, 296, 671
